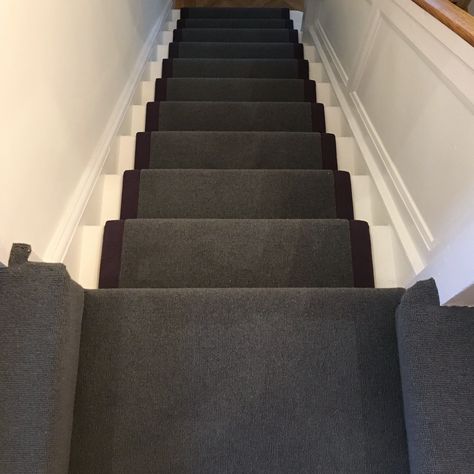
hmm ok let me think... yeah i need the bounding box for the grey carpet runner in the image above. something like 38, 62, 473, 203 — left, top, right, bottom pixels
161, 58, 310, 78
173, 28, 299, 43
83, 6, 390, 472
135, 131, 337, 169
177, 18, 295, 29
120, 169, 353, 219
99, 219, 372, 289
180, 7, 291, 18
155, 78, 316, 101
169, 42, 304, 59
145, 101, 326, 132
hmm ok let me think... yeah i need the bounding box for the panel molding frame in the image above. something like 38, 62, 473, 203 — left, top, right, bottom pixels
347, 3, 381, 92
308, 22, 426, 274
305, 0, 474, 301
314, 19, 350, 86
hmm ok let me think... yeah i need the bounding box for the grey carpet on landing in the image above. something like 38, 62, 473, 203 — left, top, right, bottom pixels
162, 59, 309, 78
69, 287, 409, 474
122, 169, 351, 219
155, 78, 315, 102
135, 131, 336, 170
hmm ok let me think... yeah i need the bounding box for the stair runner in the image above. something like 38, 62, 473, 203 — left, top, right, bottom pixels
70, 8, 410, 473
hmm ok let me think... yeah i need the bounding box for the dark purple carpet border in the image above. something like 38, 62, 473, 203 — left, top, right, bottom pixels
98, 220, 124, 289
120, 171, 141, 220
349, 220, 375, 288
334, 171, 354, 220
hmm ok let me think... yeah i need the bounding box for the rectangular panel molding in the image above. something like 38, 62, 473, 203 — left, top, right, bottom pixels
304, 0, 474, 303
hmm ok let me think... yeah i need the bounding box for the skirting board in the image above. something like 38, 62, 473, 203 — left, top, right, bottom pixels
43, 0, 172, 263
306, 24, 423, 279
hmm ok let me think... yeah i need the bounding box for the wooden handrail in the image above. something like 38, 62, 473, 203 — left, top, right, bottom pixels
412, 0, 474, 46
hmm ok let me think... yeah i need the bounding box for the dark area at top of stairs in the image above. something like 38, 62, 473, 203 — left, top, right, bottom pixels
1, 7, 473, 474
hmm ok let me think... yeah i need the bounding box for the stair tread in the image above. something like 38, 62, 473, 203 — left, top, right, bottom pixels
162, 58, 309, 78
99, 219, 373, 289
169, 41, 304, 59
177, 18, 295, 29
155, 77, 316, 102
121, 169, 353, 220
173, 28, 299, 43
145, 101, 326, 132
180, 7, 291, 19
135, 131, 337, 170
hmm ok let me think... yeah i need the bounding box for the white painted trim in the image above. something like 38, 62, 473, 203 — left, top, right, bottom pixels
44, 0, 172, 263
308, 25, 423, 276
350, 91, 433, 250
314, 20, 349, 86
347, 7, 381, 93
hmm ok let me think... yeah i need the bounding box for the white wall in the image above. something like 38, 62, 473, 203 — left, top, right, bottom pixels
304, 0, 474, 304
0, 0, 170, 264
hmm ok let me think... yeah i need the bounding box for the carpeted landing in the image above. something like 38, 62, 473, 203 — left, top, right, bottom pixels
75, 7, 405, 473
70, 288, 409, 474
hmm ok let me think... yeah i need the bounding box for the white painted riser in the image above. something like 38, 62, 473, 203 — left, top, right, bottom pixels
65, 9, 410, 290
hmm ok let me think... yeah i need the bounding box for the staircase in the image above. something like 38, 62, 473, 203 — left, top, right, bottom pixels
65, 8, 413, 291
2, 6, 474, 474
71, 7, 405, 471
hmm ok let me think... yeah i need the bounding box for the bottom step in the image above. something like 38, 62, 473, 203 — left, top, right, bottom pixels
99, 219, 374, 289
70, 287, 409, 473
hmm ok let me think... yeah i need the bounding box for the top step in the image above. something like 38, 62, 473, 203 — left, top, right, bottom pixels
177, 18, 295, 29
180, 7, 290, 19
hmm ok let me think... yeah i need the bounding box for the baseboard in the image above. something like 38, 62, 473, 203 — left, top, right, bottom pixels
43, 0, 172, 263
307, 24, 424, 277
